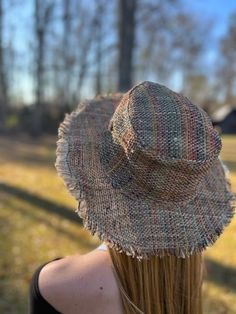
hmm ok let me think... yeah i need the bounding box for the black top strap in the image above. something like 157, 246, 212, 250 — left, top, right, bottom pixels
28, 257, 63, 314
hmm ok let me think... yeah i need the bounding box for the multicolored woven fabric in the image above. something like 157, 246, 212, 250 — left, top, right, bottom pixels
55, 81, 236, 260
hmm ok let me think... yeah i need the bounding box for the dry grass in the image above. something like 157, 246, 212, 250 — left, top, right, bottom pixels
0, 134, 235, 313
202, 135, 236, 314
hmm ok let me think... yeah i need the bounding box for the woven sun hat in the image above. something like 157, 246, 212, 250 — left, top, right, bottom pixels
55, 81, 236, 260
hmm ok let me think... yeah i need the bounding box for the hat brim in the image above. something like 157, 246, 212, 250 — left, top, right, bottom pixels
55, 96, 236, 259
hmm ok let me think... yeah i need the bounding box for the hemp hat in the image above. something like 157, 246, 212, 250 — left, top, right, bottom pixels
55, 81, 236, 260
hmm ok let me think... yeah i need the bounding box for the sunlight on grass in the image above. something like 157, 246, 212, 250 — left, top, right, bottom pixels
0, 134, 236, 313
202, 135, 236, 314
0, 135, 100, 313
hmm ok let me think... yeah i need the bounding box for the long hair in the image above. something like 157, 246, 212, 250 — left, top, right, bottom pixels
108, 247, 204, 314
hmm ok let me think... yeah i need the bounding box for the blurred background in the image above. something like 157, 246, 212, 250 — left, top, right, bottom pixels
0, 0, 235, 313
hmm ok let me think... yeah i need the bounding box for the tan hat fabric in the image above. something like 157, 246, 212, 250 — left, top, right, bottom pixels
55, 81, 236, 260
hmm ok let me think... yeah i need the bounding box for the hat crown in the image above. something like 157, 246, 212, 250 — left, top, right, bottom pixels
111, 81, 221, 162
103, 81, 222, 202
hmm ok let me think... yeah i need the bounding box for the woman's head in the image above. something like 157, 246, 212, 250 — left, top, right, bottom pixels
55, 81, 235, 312
56, 80, 235, 260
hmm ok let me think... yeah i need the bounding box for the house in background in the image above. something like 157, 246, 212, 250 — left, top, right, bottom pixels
211, 105, 236, 134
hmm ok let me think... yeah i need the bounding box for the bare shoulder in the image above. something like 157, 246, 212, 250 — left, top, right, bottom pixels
38, 249, 123, 314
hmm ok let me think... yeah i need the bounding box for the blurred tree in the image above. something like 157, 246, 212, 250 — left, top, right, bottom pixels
0, 0, 222, 135
32, 0, 54, 135
183, 74, 216, 113
61, 0, 72, 108
136, 1, 209, 95
118, 0, 137, 92
49, 0, 112, 106
172, 13, 209, 94
49, 0, 76, 109
0, 0, 8, 130
94, 0, 107, 95
136, 0, 179, 82
76, 5, 97, 100
217, 12, 236, 105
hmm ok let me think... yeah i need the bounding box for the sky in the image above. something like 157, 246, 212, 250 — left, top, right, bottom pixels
168, 0, 236, 92
5, 0, 236, 104
185, 0, 236, 37
187, 0, 236, 57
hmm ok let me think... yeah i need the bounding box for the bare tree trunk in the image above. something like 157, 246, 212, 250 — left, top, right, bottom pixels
218, 12, 236, 104
62, 0, 71, 107
77, 37, 91, 100
77, 13, 97, 100
32, 0, 44, 135
118, 0, 137, 92
95, 22, 102, 94
94, 2, 105, 95
32, 0, 53, 136
0, 0, 8, 129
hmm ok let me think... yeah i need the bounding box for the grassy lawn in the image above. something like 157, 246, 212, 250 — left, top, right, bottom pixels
0, 134, 235, 313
